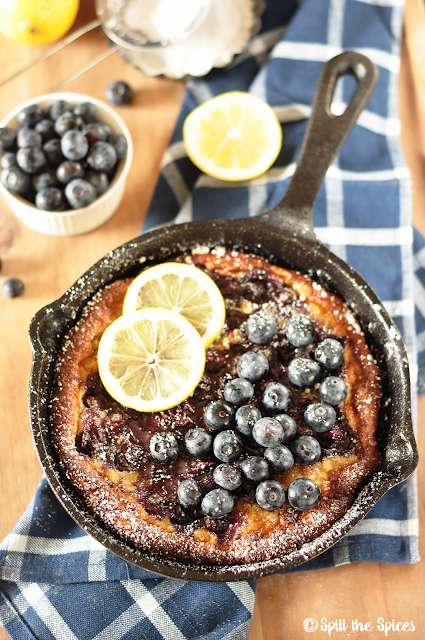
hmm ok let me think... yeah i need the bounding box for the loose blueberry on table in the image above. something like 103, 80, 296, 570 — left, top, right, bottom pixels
0, 97, 127, 211
2, 277, 24, 298
105, 80, 133, 106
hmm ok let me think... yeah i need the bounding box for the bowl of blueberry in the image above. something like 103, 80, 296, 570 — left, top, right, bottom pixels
0, 92, 133, 236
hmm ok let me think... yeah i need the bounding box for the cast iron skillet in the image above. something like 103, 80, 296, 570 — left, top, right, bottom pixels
29, 51, 418, 582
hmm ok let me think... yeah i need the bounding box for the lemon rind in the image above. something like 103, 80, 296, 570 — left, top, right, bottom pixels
122, 262, 226, 348
97, 308, 206, 413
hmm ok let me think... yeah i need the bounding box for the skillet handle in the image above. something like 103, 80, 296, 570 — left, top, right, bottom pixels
260, 51, 378, 238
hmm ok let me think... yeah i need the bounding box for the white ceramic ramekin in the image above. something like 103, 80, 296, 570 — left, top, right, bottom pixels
0, 92, 133, 236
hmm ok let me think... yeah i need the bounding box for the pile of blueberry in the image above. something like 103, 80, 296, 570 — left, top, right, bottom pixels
0, 98, 128, 211
148, 310, 348, 519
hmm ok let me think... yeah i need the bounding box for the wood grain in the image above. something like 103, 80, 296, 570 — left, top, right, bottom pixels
0, 1, 424, 639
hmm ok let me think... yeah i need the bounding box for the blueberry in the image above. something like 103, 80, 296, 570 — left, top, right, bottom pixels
177, 478, 202, 508
252, 417, 285, 448
108, 132, 128, 159
1, 167, 30, 194
105, 80, 133, 106
262, 382, 292, 413
235, 404, 261, 436
21, 187, 36, 204
81, 122, 108, 145
43, 139, 65, 167
73, 101, 98, 123
32, 169, 58, 191
285, 314, 314, 347
213, 464, 242, 491
273, 414, 297, 443
87, 141, 117, 171
2, 277, 24, 298
256, 480, 285, 510
213, 430, 243, 463
54, 112, 79, 136
287, 477, 321, 510
184, 427, 212, 457
86, 170, 109, 196
287, 357, 321, 387
1, 152, 17, 169
241, 456, 269, 483
319, 376, 348, 405
61, 130, 89, 161
149, 432, 179, 464
289, 436, 321, 465
98, 122, 114, 137
35, 187, 64, 211
236, 351, 269, 383
223, 378, 254, 406
56, 160, 84, 184
315, 338, 344, 370
304, 402, 336, 432
49, 100, 72, 121
34, 119, 56, 142
16, 147, 45, 174
65, 178, 97, 209
204, 400, 234, 430
17, 128, 42, 149
201, 488, 233, 517
246, 310, 277, 344
17, 104, 44, 127
0, 127, 16, 151
264, 445, 294, 472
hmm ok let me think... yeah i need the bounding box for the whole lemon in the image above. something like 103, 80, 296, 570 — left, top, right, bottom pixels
0, 0, 80, 46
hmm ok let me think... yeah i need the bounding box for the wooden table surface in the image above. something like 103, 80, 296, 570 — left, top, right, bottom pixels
0, 2, 424, 639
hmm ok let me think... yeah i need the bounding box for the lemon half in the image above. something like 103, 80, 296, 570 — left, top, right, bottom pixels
123, 262, 225, 348
183, 91, 282, 182
98, 308, 206, 413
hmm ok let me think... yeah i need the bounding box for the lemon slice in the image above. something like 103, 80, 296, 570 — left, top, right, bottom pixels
123, 262, 225, 348
183, 91, 282, 182
98, 308, 206, 412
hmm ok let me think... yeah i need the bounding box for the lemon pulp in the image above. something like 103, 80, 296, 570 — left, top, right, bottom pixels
98, 308, 206, 413
183, 91, 282, 182
123, 262, 225, 348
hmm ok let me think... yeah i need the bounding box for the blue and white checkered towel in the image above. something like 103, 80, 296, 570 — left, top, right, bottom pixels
0, 0, 420, 638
